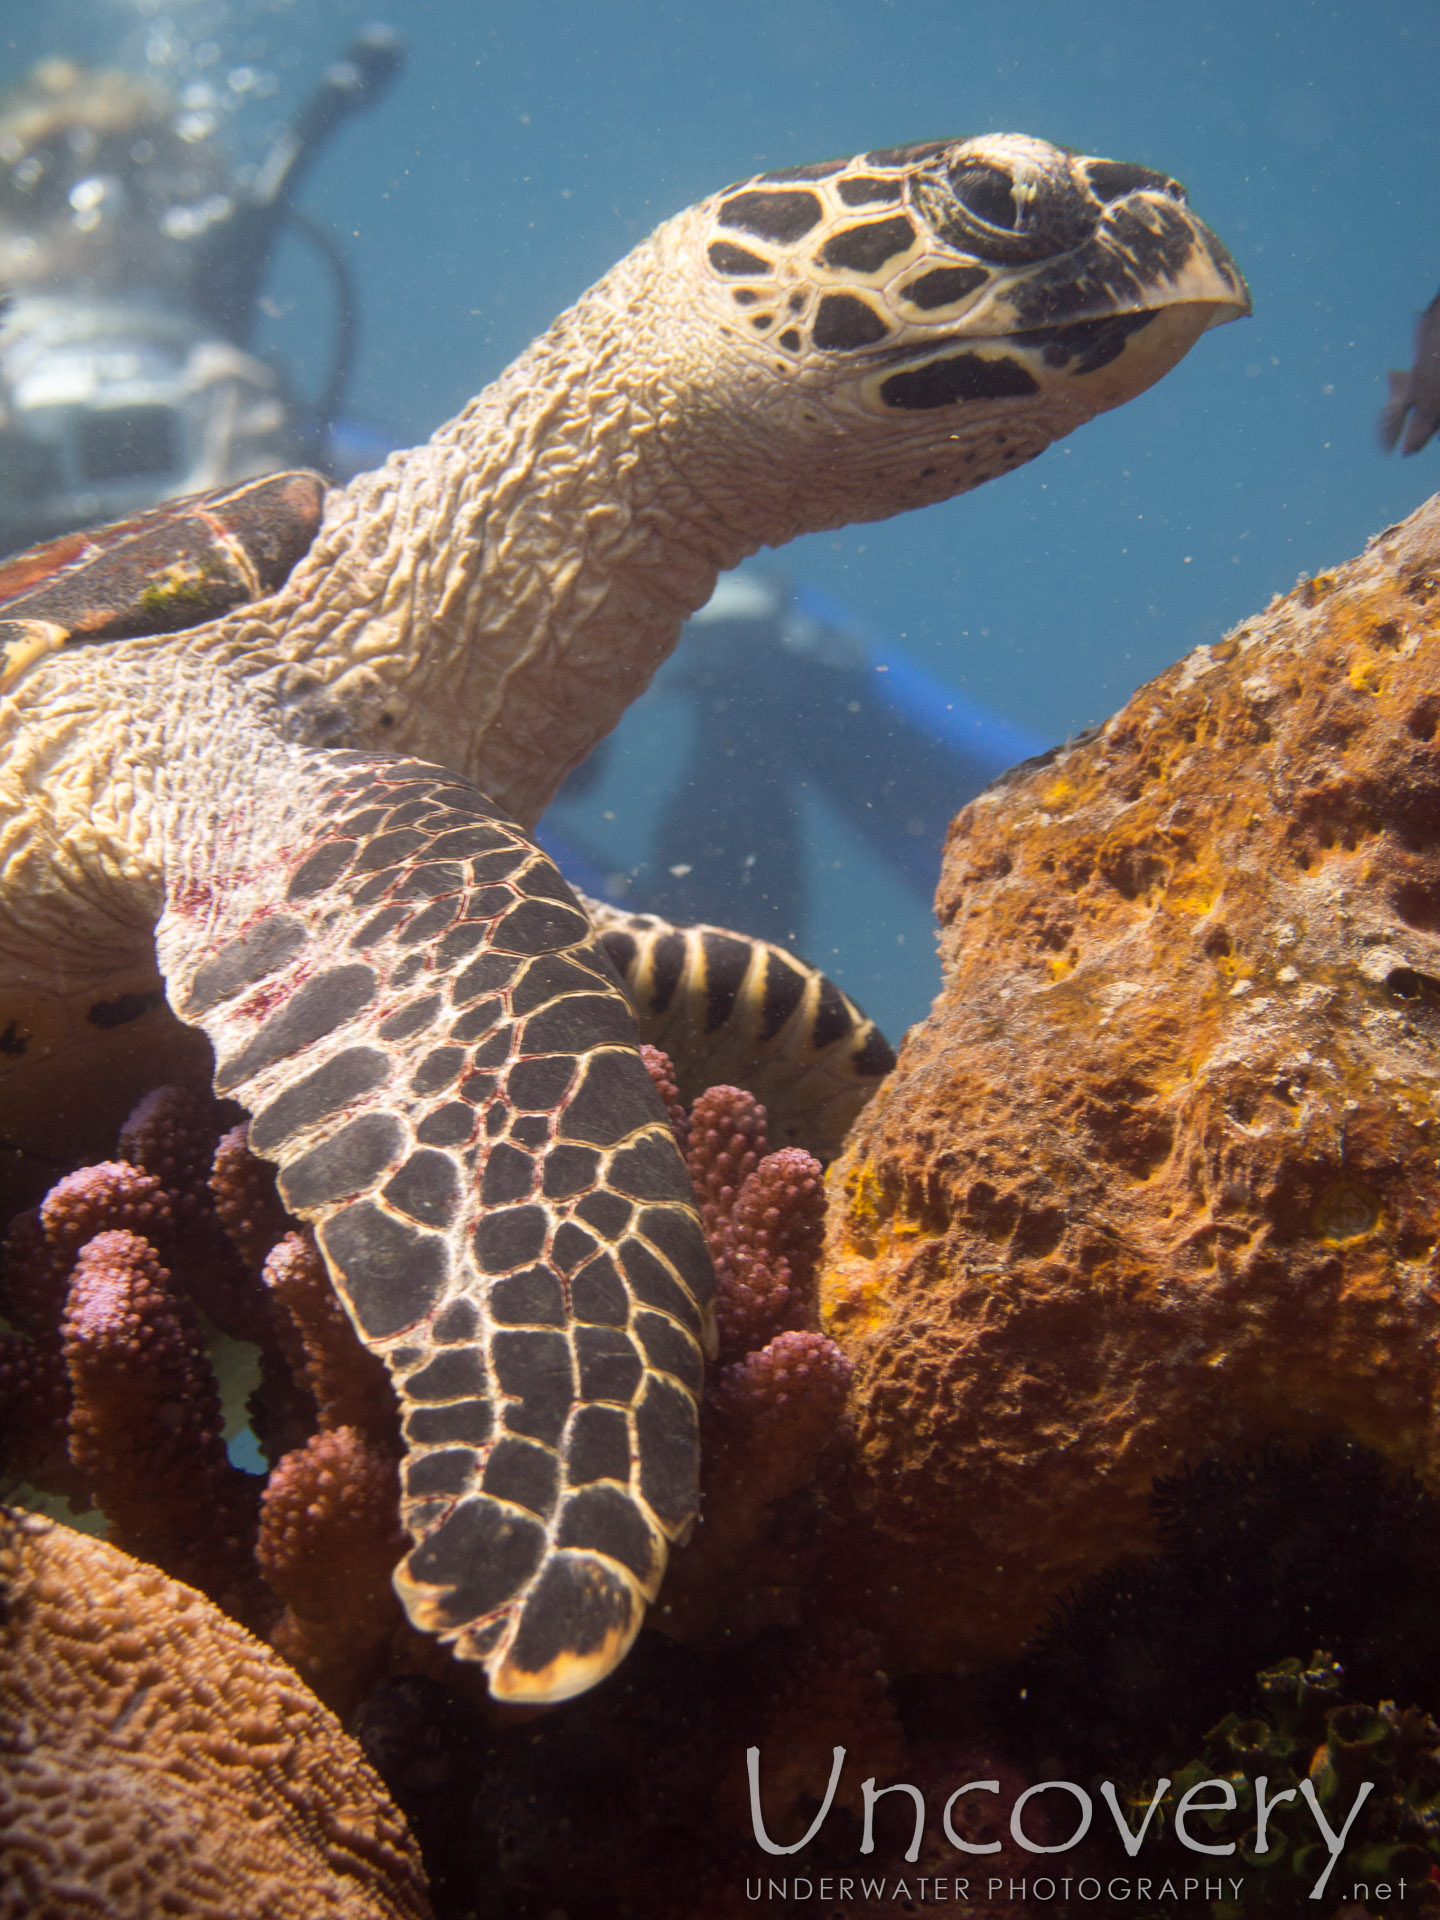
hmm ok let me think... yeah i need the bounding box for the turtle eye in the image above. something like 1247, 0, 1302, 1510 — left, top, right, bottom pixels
948, 162, 1018, 230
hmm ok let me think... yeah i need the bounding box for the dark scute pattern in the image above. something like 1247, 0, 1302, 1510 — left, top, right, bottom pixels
812, 974, 857, 1050
517, 863, 575, 904
509, 1115, 551, 1148
717, 187, 823, 243
396, 899, 460, 946
352, 827, 427, 873
819, 213, 916, 273
575, 1326, 643, 1404
468, 849, 532, 883
646, 932, 686, 1013
378, 996, 440, 1041
502, 1554, 637, 1678
427, 826, 515, 858
701, 932, 753, 1033
707, 240, 772, 276
287, 839, 357, 900
319, 1199, 450, 1338
452, 951, 522, 1001
352, 906, 407, 947
337, 807, 388, 838
403, 1398, 493, 1446
410, 1046, 465, 1095
493, 1327, 574, 1401
459, 885, 514, 920
482, 1141, 535, 1206
813, 292, 890, 352
573, 1189, 633, 1239
540, 1143, 600, 1202
638, 1207, 715, 1309
494, 1328, 575, 1444
379, 800, 433, 827
635, 1376, 700, 1530
508, 1055, 577, 1111
474, 1205, 548, 1273
758, 157, 846, 182
347, 869, 401, 910
903, 264, 988, 311
248, 1045, 390, 1154
383, 1147, 462, 1228
510, 952, 604, 1016
431, 1296, 480, 1342
185, 913, 306, 1016
557, 1486, 658, 1583
450, 998, 501, 1043
558, 1053, 664, 1147
879, 350, 1039, 410
467, 1033, 511, 1071
619, 1238, 702, 1335
481, 1436, 561, 1516
564, 1404, 631, 1486
837, 173, 904, 206
598, 928, 637, 978
855, 1024, 898, 1076
863, 138, 948, 167
491, 897, 591, 956
401, 1494, 545, 1627
214, 963, 377, 1092
759, 953, 807, 1041
434, 923, 490, 967
521, 993, 636, 1056
570, 1255, 630, 1327
404, 1449, 473, 1497
552, 1221, 600, 1275
634, 1311, 703, 1393
489, 1265, 566, 1326
416, 1102, 475, 1147
392, 861, 463, 900
607, 1133, 695, 1204
278, 1111, 404, 1211
404, 1346, 487, 1401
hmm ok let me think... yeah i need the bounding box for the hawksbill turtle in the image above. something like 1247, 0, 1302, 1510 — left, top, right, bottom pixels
0, 134, 1248, 1702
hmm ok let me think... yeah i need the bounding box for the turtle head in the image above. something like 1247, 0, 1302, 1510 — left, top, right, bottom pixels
677, 132, 1249, 528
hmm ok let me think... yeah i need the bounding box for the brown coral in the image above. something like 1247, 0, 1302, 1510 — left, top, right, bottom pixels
0, 1506, 432, 1919
822, 491, 1440, 1672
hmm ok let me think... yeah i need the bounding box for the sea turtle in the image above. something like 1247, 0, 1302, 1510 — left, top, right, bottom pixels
0, 134, 1248, 1703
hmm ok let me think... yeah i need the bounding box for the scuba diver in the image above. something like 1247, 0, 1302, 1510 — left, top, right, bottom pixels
0, 28, 402, 555
540, 569, 1046, 949
0, 35, 1044, 952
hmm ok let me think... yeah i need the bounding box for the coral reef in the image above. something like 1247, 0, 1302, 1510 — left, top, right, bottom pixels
823, 491, 1440, 1672
1143, 1652, 1440, 1916
0, 1057, 875, 1916
0, 1086, 406, 1709
0, 1506, 433, 1920
998, 1440, 1440, 1785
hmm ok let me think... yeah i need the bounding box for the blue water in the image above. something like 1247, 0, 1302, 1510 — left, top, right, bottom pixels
4, 1, 1437, 1039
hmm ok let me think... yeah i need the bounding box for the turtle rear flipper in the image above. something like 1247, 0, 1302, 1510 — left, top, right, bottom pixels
155, 749, 714, 1704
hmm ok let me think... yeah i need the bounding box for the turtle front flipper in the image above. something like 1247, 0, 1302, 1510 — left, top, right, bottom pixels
154, 750, 714, 1704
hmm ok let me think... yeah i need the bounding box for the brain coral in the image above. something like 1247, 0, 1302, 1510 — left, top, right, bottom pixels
0, 1508, 432, 1920
821, 492, 1440, 1672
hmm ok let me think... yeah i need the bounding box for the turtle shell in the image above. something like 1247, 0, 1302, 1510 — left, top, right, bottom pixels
0, 469, 327, 692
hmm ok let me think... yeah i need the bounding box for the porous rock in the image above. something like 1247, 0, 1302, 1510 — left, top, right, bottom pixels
821, 492, 1440, 1671
0, 1508, 432, 1919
